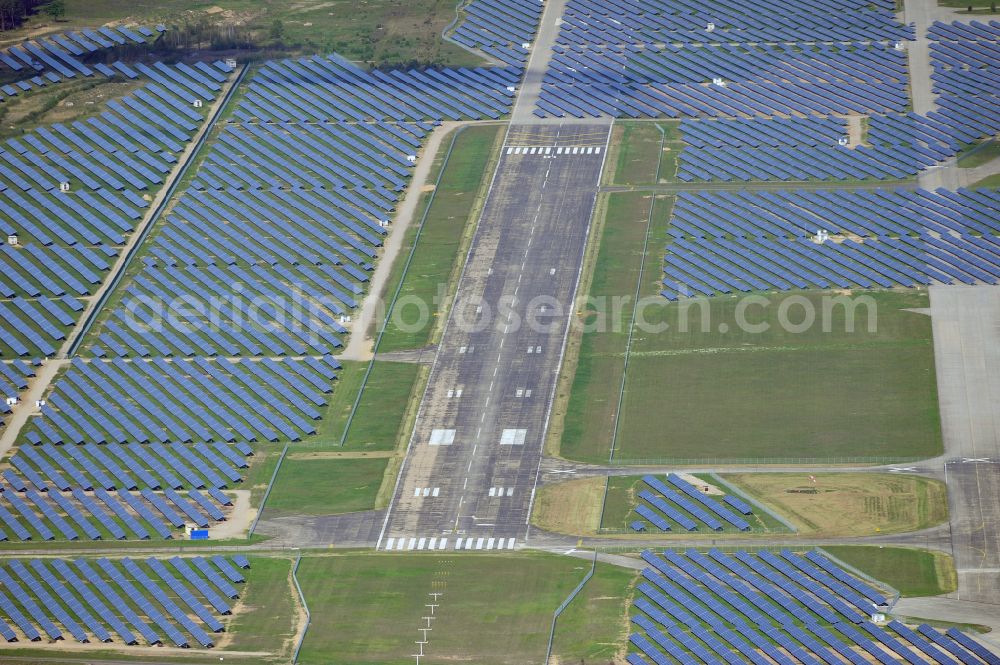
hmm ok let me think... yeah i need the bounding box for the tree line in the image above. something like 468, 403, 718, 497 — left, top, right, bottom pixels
0, 0, 51, 32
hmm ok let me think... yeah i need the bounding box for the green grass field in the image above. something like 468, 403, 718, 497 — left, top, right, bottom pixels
972, 173, 1000, 188
557, 192, 665, 460
725, 473, 949, 537
823, 546, 958, 597
609, 121, 679, 185
937, 0, 998, 10
562, 286, 942, 463
304, 360, 422, 451
957, 140, 1000, 168
614, 290, 941, 462
550, 562, 637, 662
295, 552, 618, 664
376, 124, 502, 352
263, 455, 388, 517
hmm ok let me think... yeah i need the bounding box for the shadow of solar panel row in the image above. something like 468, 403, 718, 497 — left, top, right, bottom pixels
661, 188, 1000, 298
448, 0, 541, 66
0, 360, 37, 419
0, 556, 245, 645
558, 0, 907, 46
21, 357, 337, 445
0, 25, 165, 97
627, 548, 999, 665
535, 42, 908, 118
233, 54, 518, 123
668, 188, 1000, 240
8, 439, 249, 495
0, 483, 232, 540
631, 475, 752, 533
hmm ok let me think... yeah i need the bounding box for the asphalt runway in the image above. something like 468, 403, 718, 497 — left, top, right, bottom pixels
930, 285, 1000, 604
377, 123, 611, 551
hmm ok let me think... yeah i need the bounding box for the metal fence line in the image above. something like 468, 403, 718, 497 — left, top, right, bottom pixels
544, 550, 597, 664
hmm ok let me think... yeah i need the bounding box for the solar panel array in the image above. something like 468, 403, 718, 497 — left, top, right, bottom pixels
0, 61, 230, 358
630, 475, 753, 533
75, 52, 521, 358
448, 0, 542, 66
924, 21, 1000, 157
534, 0, 910, 118
0, 360, 37, 418
628, 548, 999, 665
0, 556, 244, 645
22, 356, 338, 446
656, 18, 1000, 183
661, 188, 1000, 299
0, 484, 233, 541
557, 0, 907, 45
0, 25, 165, 99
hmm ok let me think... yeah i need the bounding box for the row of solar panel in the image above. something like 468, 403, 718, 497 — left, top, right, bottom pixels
0, 64, 225, 198
628, 548, 998, 665
0, 296, 82, 357
675, 110, 996, 183
661, 233, 1000, 300
677, 145, 932, 182
0, 360, 37, 418
99, 264, 352, 358
80, 59, 460, 359
0, 555, 247, 646
559, 0, 904, 45
0, 62, 231, 358
23, 357, 338, 445
926, 24, 1000, 181
0, 50, 227, 109
927, 19, 1000, 42
235, 54, 520, 123
535, 79, 908, 120
194, 121, 418, 193
630, 474, 753, 533
8, 440, 251, 493
0, 243, 114, 299
0, 25, 163, 79
449, 0, 541, 66
678, 116, 848, 149
667, 188, 1000, 241
536, 3, 912, 119
548, 41, 908, 88
0, 485, 232, 540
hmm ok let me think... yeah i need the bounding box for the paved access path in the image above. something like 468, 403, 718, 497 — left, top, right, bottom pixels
510, 0, 579, 124
339, 121, 468, 361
